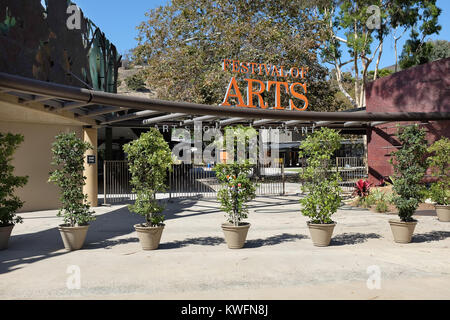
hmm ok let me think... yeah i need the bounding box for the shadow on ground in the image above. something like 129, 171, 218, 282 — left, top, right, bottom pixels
412, 231, 450, 243
331, 233, 382, 246
159, 236, 225, 249
245, 233, 308, 248
0, 198, 202, 274
158, 233, 308, 250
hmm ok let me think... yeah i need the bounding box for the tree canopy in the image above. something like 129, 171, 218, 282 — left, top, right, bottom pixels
319, 0, 441, 108
134, 0, 338, 111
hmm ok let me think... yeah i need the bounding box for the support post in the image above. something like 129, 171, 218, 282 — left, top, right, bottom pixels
83, 127, 98, 207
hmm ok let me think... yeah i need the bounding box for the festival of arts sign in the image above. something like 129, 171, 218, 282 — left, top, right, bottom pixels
220, 59, 309, 111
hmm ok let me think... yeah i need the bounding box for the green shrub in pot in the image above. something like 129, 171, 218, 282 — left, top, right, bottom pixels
0, 133, 28, 250
388, 124, 428, 242
123, 128, 173, 250
49, 132, 95, 251
427, 137, 450, 221
299, 127, 342, 246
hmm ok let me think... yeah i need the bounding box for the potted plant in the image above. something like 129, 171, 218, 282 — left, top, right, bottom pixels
389, 125, 428, 243
427, 137, 450, 222
123, 129, 173, 250
299, 127, 342, 247
353, 179, 373, 208
49, 132, 95, 251
214, 161, 256, 249
0, 133, 29, 250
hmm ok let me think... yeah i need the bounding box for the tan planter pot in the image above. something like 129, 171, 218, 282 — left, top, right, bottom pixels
221, 222, 250, 249
389, 220, 417, 243
307, 222, 336, 247
435, 205, 450, 222
134, 224, 165, 250
0, 225, 14, 250
58, 225, 90, 251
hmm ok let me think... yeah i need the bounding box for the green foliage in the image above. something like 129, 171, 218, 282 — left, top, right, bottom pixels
375, 199, 389, 213
399, 38, 449, 70
0, 133, 28, 227
429, 40, 450, 61
299, 127, 342, 224
125, 72, 147, 91
123, 129, 173, 226
49, 133, 95, 227
427, 137, 450, 205
389, 125, 428, 221
368, 68, 393, 79
358, 194, 376, 208
214, 161, 256, 226
320, 0, 441, 107
371, 189, 392, 212
135, 0, 338, 111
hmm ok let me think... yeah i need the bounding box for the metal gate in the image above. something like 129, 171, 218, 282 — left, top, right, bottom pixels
102, 161, 286, 204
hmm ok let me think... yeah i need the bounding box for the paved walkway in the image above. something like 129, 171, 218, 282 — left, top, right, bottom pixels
1, 196, 449, 299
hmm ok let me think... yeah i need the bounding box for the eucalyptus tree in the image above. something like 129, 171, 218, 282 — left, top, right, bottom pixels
318, 0, 441, 108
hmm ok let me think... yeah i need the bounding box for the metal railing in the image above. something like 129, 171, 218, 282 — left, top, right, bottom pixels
103, 161, 286, 204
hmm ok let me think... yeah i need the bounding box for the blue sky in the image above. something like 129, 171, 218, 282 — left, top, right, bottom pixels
74, 0, 450, 70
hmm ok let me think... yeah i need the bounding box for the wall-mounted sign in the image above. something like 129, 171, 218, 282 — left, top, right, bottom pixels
87, 155, 96, 164
220, 59, 308, 111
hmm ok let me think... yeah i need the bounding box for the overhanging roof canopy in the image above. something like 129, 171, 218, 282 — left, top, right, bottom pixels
0, 72, 449, 129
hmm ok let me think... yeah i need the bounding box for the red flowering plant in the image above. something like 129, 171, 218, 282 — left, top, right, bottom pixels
353, 179, 373, 207
214, 161, 256, 226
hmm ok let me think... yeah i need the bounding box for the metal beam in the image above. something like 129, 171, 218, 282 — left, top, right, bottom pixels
184, 115, 218, 125
1, 72, 449, 122
315, 121, 334, 127
80, 106, 127, 118
344, 121, 367, 127
102, 110, 161, 124
370, 121, 390, 127
253, 119, 275, 126
142, 113, 186, 125
220, 117, 248, 126
61, 101, 94, 110
20, 94, 54, 105
285, 120, 311, 126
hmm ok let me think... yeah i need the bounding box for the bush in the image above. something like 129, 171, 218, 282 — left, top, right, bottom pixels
125, 73, 147, 91
375, 200, 389, 213
299, 127, 342, 224
123, 129, 173, 226
0, 133, 29, 227
427, 137, 450, 205
389, 125, 428, 222
49, 133, 95, 227
214, 161, 256, 226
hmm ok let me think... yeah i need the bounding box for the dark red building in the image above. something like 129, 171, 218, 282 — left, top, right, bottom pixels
365, 57, 450, 185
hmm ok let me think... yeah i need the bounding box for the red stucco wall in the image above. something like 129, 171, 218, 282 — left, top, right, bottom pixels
365, 57, 450, 185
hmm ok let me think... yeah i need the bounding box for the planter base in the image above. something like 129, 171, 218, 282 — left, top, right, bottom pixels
134, 224, 164, 250
307, 222, 336, 247
58, 225, 90, 251
221, 223, 250, 249
435, 205, 450, 222
0, 225, 14, 250
389, 220, 417, 243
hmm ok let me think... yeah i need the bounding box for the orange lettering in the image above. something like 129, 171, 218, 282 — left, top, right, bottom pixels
223, 59, 231, 71
245, 79, 268, 109
267, 81, 289, 110
220, 77, 247, 107
289, 82, 308, 111
240, 62, 249, 73
259, 64, 271, 76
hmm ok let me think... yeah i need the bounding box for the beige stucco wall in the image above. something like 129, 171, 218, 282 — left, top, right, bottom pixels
0, 99, 85, 212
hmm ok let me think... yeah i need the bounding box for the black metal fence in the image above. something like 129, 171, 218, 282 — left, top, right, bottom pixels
102, 161, 285, 204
